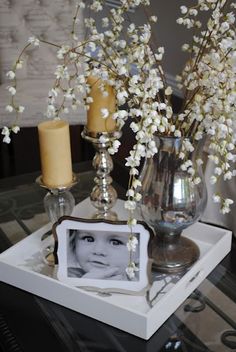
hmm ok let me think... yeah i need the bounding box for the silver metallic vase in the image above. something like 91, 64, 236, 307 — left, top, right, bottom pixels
140, 135, 207, 273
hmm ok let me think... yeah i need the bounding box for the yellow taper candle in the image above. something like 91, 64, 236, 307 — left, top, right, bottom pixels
87, 76, 116, 133
38, 120, 73, 188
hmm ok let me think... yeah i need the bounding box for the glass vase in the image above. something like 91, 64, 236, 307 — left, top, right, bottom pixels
140, 135, 207, 273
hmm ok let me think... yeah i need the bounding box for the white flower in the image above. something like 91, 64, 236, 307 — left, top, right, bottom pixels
210, 176, 217, 184
224, 171, 232, 180
227, 143, 234, 151
212, 194, 221, 203
125, 153, 140, 168
5, 105, 13, 113
130, 168, 139, 176
8, 86, 16, 95
99, 135, 109, 144
86, 97, 93, 104
12, 125, 20, 134
69, 51, 77, 59
226, 153, 234, 161
193, 177, 201, 185
132, 179, 142, 189
101, 108, 109, 119
16, 60, 23, 69
64, 89, 75, 100
57, 45, 70, 59
125, 262, 139, 280
117, 90, 128, 105
176, 17, 184, 24
189, 8, 198, 16
196, 158, 204, 166
2, 126, 11, 143
113, 140, 121, 150
90, 0, 103, 11
188, 167, 195, 176
108, 139, 121, 155
149, 16, 157, 23
46, 105, 56, 118
118, 66, 127, 75
126, 235, 138, 252
214, 167, 222, 175
54, 65, 69, 79
182, 44, 190, 51
28, 36, 40, 46
18, 106, 25, 113
225, 198, 234, 206
113, 110, 128, 121
134, 192, 142, 201
3, 135, 11, 144
48, 88, 58, 99
1, 126, 10, 136
126, 189, 134, 197
125, 266, 135, 279
102, 17, 109, 27
180, 6, 188, 14
221, 207, 230, 214
130, 122, 139, 133
124, 200, 136, 211
174, 130, 181, 137
6, 71, 15, 79
63, 107, 69, 114
127, 218, 137, 227
165, 86, 172, 95
220, 199, 233, 214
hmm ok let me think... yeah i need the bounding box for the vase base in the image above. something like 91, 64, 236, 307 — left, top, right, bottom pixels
150, 235, 200, 274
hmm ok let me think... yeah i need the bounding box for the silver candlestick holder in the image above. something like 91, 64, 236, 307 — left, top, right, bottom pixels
81, 127, 122, 221
36, 174, 78, 266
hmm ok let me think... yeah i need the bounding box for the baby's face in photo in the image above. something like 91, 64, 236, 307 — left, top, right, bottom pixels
74, 231, 132, 276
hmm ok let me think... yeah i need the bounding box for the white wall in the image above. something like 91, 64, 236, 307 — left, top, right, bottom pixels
92, 0, 197, 94
141, 0, 194, 76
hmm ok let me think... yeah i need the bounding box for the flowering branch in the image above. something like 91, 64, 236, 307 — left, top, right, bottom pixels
2, 0, 236, 243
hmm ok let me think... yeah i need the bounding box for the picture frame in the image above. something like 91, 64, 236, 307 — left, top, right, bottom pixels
53, 216, 152, 294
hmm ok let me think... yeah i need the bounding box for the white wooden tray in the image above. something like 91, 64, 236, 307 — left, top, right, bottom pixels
0, 198, 232, 340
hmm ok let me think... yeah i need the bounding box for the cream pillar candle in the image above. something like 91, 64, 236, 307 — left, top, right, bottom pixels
87, 76, 116, 133
38, 120, 73, 188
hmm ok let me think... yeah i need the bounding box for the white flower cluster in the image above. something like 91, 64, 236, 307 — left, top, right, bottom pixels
125, 261, 139, 280
125, 232, 139, 280
212, 194, 234, 214
4, 58, 25, 142
1, 126, 20, 144
3, 0, 236, 218
176, 0, 236, 213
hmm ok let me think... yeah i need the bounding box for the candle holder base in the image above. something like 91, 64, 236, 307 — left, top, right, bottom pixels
36, 174, 78, 266
92, 210, 118, 221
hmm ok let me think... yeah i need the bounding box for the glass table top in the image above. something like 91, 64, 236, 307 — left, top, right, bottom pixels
0, 163, 235, 352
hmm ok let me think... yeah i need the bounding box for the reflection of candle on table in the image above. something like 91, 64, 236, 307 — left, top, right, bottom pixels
38, 120, 73, 188
87, 76, 116, 132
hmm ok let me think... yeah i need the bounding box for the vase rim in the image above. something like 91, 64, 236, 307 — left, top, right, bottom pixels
154, 134, 207, 144
154, 134, 192, 141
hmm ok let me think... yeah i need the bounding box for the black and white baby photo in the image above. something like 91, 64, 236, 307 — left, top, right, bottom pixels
67, 229, 140, 281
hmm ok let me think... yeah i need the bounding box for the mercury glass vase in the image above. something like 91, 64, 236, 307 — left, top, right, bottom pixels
140, 135, 207, 273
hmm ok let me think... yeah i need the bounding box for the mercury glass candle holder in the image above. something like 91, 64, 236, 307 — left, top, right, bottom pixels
36, 174, 78, 265
81, 127, 122, 221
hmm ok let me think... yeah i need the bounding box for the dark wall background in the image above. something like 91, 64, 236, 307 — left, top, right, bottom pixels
0, 125, 92, 179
